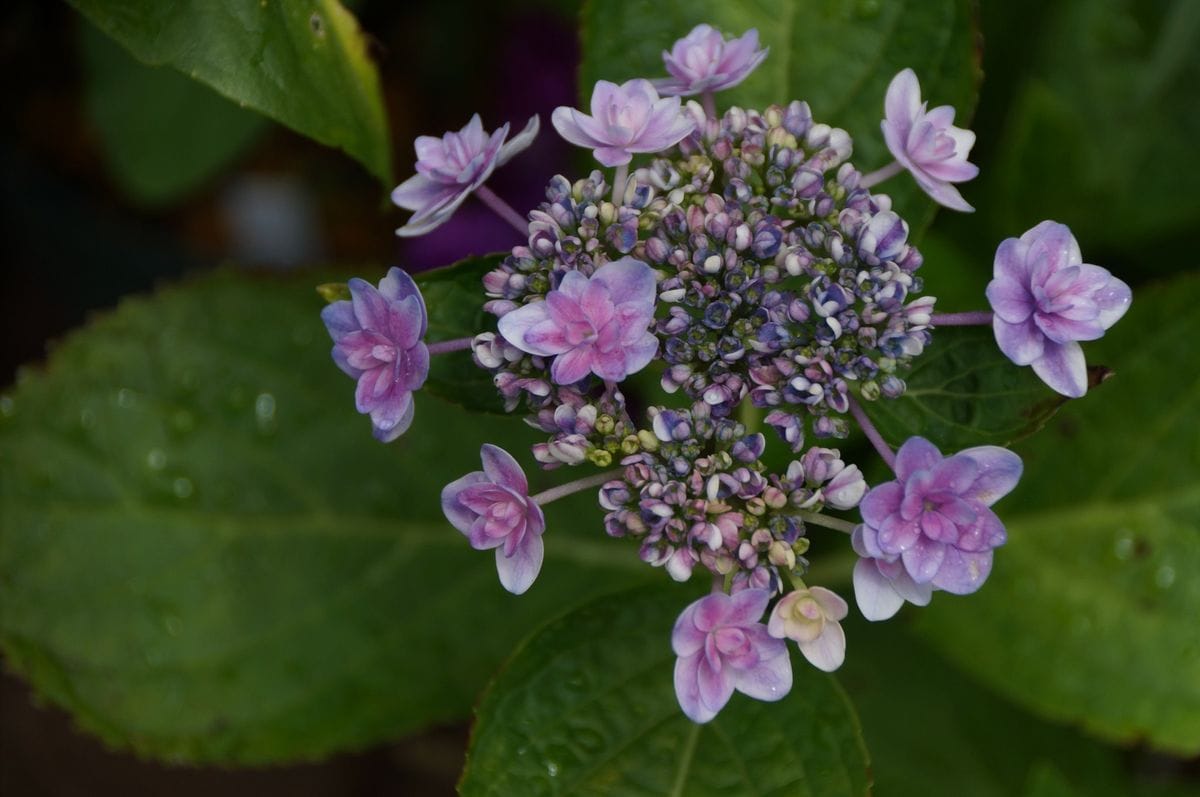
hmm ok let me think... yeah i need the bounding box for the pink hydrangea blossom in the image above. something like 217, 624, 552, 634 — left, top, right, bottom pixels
652, 24, 769, 97
672, 589, 792, 723
391, 114, 538, 236
551, 80, 694, 167
881, 68, 978, 212
321, 268, 429, 442
442, 445, 546, 595
497, 257, 659, 385
768, 586, 848, 672
986, 221, 1132, 398
852, 436, 1022, 621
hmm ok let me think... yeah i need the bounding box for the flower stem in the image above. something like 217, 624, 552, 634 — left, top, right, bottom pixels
859, 160, 904, 189
612, 163, 629, 204
530, 468, 624, 506
847, 395, 896, 472
701, 91, 717, 120
796, 509, 857, 535
426, 336, 474, 356
929, 310, 994, 327
475, 184, 529, 235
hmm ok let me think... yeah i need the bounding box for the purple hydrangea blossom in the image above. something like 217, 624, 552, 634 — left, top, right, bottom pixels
672, 589, 792, 723
852, 436, 1022, 621
391, 114, 539, 237
497, 257, 659, 385
321, 268, 429, 442
881, 68, 978, 212
442, 445, 546, 595
652, 24, 769, 97
767, 586, 848, 672
986, 221, 1132, 398
551, 79, 695, 167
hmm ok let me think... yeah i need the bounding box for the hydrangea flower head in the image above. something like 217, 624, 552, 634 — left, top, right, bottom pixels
881, 68, 978, 212
768, 586, 848, 672
391, 114, 539, 236
986, 221, 1132, 398
652, 24, 769, 96
321, 268, 429, 442
672, 589, 792, 723
852, 436, 1022, 620
551, 79, 694, 166
497, 257, 659, 385
442, 445, 546, 595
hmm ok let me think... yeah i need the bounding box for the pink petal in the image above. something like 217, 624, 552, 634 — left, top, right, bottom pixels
725, 588, 771, 626
593, 257, 657, 307
809, 586, 849, 621
1094, 275, 1131, 329
674, 654, 715, 723
959, 446, 1023, 506
697, 653, 736, 718
884, 68, 922, 132
860, 481, 903, 527
495, 530, 543, 594
480, 443, 528, 494
894, 436, 942, 480
733, 638, 792, 701
993, 316, 1045, 366
931, 548, 993, 594
550, 346, 596, 385
496, 115, 540, 167
853, 559, 905, 621
1032, 339, 1088, 398
798, 621, 846, 672
441, 472, 488, 533
369, 390, 414, 443
986, 275, 1035, 324
902, 536, 947, 583
1024, 221, 1082, 286
496, 300, 557, 355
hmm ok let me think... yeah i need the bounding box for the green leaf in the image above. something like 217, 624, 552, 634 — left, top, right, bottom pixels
839, 617, 1131, 797
579, 0, 981, 232
983, 0, 1200, 252
79, 23, 267, 206
916, 273, 1200, 755
860, 326, 1064, 451
0, 268, 649, 764
69, 0, 392, 185
460, 583, 871, 797
415, 255, 507, 414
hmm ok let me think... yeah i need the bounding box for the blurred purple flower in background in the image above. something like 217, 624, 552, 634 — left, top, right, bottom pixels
321, 268, 429, 442
672, 589, 792, 723
497, 257, 659, 384
879, 68, 978, 212
391, 114, 539, 237
551, 79, 694, 167
987, 221, 1132, 397
852, 436, 1022, 620
651, 24, 768, 97
442, 444, 546, 595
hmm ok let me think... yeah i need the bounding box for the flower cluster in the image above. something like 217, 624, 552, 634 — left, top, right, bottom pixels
320, 21, 1131, 727
599, 404, 865, 590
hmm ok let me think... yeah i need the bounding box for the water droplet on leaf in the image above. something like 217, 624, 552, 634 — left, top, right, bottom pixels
147, 449, 167, 470
173, 477, 194, 499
